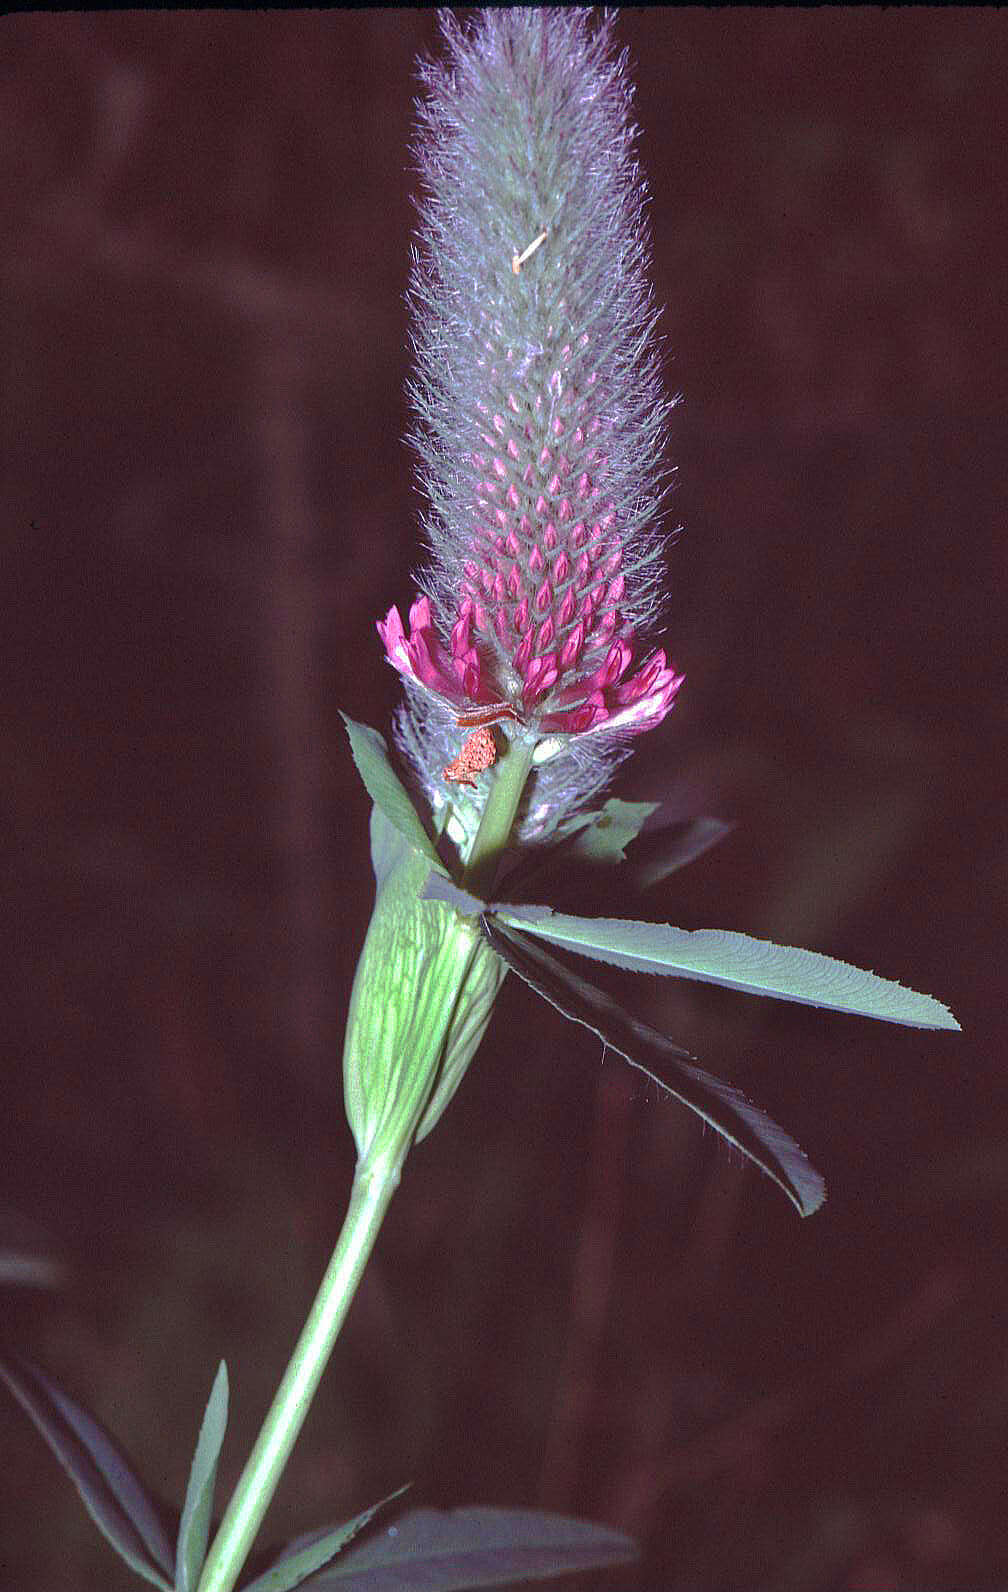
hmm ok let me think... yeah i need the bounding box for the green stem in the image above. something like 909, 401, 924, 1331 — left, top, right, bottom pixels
195, 1154, 403, 1592
462, 735, 536, 900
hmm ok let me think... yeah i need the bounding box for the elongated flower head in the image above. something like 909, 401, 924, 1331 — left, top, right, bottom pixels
382, 7, 683, 840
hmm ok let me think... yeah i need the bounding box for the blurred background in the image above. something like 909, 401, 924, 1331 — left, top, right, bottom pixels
2, 9, 1005, 1590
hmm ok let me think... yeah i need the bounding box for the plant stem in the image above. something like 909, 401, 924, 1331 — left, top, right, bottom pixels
196, 1154, 403, 1592
462, 734, 536, 900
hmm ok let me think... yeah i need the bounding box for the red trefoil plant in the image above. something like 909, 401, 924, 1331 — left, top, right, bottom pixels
1, 13, 960, 1592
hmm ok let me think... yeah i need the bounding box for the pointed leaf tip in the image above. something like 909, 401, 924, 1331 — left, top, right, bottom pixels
301, 1504, 636, 1589
176, 1361, 228, 1592
239, 1487, 410, 1592
341, 713, 445, 876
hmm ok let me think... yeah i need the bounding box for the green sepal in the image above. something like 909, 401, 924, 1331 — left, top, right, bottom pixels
238, 1486, 408, 1592
483, 916, 826, 1217
414, 933, 507, 1145
494, 906, 961, 1031
344, 807, 506, 1166
341, 713, 446, 875
176, 1362, 228, 1592
408, 870, 507, 1141
0, 1353, 174, 1589
296, 1504, 636, 1589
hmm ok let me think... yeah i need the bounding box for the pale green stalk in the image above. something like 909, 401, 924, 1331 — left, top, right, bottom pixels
462, 734, 536, 900
197, 744, 535, 1592
195, 1154, 402, 1592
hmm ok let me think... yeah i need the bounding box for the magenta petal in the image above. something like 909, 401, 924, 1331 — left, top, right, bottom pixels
451, 645, 480, 687
376, 605, 406, 655
536, 617, 555, 652
613, 648, 667, 705
590, 638, 633, 691
451, 609, 473, 658
571, 696, 608, 732
609, 661, 685, 733
460, 658, 482, 697
523, 652, 558, 701
559, 619, 585, 669
625, 670, 684, 731
409, 631, 445, 690
513, 630, 534, 676
542, 691, 608, 734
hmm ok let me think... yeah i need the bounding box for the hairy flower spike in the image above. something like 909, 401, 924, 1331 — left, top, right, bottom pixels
383, 7, 684, 842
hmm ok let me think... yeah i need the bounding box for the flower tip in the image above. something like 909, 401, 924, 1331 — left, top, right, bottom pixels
376, 592, 478, 706
594, 653, 684, 736
377, 607, 409, 676
377, 604, 403, 643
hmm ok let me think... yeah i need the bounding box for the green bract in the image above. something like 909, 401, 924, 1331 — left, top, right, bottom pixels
343, 805, 505, 1170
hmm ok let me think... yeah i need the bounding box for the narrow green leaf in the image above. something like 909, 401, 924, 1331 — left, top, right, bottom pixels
0, 1354, 174, 1589
341, 714, 445, 874
302, 1505, 636, 1590
239, 1488, 408, 1592
497, 908, 961, 1031
484, 917, 826, 1217
176, 1362, 229, 1592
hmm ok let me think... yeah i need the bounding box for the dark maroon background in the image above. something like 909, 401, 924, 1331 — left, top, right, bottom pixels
2, 10, 1005, 1590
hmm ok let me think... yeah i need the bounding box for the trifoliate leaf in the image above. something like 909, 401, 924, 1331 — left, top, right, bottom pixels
484, 917, 826, 1217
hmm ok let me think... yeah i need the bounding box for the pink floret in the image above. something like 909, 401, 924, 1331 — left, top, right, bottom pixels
378, 596, 683, 741
377, 597, 489, 709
